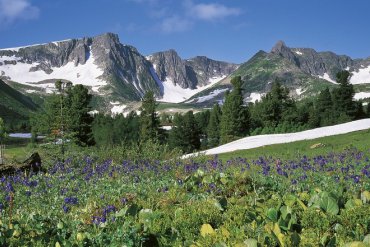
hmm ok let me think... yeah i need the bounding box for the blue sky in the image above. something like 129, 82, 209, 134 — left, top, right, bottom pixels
0, 0, 369, 63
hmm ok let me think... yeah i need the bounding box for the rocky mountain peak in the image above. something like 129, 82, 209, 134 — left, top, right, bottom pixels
271, 40, 288, 53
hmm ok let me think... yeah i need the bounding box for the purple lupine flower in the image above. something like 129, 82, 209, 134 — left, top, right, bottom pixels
5, 182, 14, 193
63, 205, 70, 213
64, 197, 78, 205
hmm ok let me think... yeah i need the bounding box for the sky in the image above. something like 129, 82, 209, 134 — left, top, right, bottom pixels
0, 0, 369, 64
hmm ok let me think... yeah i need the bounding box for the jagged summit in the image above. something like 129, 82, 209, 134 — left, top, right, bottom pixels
271, 40, 287, 53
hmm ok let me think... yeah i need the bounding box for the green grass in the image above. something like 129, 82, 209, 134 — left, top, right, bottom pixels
157, 102, 198, 111
2, 137, 38, 162
217, 128, 370, 161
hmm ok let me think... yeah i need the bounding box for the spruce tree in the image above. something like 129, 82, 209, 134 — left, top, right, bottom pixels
169, 113, 185, 151
139, 91, 160, 142
316, 87, 334, 126
220, 76, 249, 144
207, 103, 222, 147
332, 70, 356, 120
182, 111, 201, 153
66, 84, 95, 146
169, 111, 200, 154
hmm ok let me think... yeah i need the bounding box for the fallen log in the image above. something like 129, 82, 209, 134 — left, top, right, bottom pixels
0, 152, 45, 176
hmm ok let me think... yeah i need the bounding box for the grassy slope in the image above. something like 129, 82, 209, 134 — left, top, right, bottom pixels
0, 79, 39, 125
215, 129, 370, 161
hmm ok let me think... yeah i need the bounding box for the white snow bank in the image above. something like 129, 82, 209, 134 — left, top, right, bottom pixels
158, 75, 226, 103
187, 88, 228, 103
318, 73, 337, 84
354, 92, 370, 100
295, 88, 304, 96
149, 65, 227, 103
247, 92, 263, 103
111, 104, 127, 115
351, 66, 370, 84
184, 119, 370, 157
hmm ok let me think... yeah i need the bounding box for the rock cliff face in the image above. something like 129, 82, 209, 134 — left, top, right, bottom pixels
270, 40, 368, 82
147, 50, 238, 89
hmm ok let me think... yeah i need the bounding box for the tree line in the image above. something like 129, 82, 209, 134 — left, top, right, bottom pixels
30, 71, 370, 155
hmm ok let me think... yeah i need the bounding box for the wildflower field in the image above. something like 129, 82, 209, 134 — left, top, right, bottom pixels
1, 146, 370, 246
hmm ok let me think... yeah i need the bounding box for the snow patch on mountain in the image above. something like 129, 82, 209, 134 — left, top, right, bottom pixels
111, 104, 127, 115
318, 73, 337, 84
295, 88, 304, 95
247, 92, 263, 103
187, 88, 228, 103
0, 48, 105, 91
350, 66, 370, 84
354, 92, 370, 100
155, 73, 227, 103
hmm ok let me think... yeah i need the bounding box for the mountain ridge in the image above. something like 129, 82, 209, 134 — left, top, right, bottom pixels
1, 34, 370, 113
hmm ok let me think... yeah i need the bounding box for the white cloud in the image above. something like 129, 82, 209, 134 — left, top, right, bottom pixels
0, 0, 39, 25
160, 16, 192, 33
188, 2, 241, 21
129, 0, 242, 33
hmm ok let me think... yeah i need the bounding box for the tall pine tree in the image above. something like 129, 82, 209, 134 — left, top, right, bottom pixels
207, 103, 222, 147
169, 111, 200, 153
139, 91, 160, 142
66, 84, 95, 146
220, 76, 249, 144
332, 70, 356, 120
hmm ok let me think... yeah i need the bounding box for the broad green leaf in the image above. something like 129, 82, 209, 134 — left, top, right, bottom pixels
345, 199, 363, 209
280, 205, 292, 220
267, 208, 279, 222
308, 193, 320, 207
319, 196, 339, 215
200, 224, 215, 237
244, 238, 258, 247
361, 191, 370, 204
272, 223, 285, 247
283, 194, 296, 207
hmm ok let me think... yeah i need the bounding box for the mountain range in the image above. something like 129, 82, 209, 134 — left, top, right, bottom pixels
0, 33, 369, 116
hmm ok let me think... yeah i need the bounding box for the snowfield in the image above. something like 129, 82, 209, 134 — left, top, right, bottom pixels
184, 119, 370, 157
149, 65, 227, 103
0, 47, 106, 91
354, 92, 370, 100
187, 88, 228, 103
350, 66, 370, 84
247, 92, 263, 103
157, 75, 227, 103
318, 73, 337, 84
